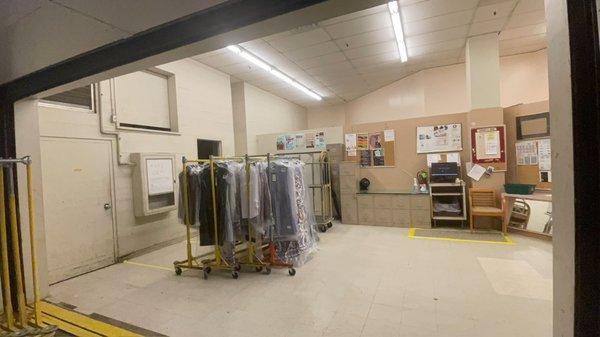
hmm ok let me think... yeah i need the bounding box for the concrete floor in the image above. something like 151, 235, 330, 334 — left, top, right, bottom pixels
48, 224, 553, 337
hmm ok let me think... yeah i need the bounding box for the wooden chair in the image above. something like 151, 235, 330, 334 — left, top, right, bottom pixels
469, 188, 503, 232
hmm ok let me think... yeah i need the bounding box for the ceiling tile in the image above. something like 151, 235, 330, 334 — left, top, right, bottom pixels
472, 1, 515, 22
401, 0, 479, 23
305, 61, 355, 76
323, 11, 391, 39
192, 51, 240, 68
351, 51, 400, 69
500, 23, 546, 40
284, 41, 340, 61
468, 17, 507, 36
320, 4, 387, 26
499, 33, 546, 50
404, 9, 474, 36
343, 40, 397, 59
513, 0, 545, 14
218, 61, 255, 75
296, 52, 348, 69
314, 73, 364, 86
406, 25, 469, 48
268, 27, 331, 52
504, 9, 545, 29
408, 38, 466, 57
499, 42, 546, 56
334, 27, 395, 50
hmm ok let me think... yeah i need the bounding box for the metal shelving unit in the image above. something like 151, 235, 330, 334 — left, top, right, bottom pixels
429, 181, 467, 227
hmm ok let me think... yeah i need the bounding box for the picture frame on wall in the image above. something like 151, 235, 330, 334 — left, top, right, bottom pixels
516, 112, 550, 140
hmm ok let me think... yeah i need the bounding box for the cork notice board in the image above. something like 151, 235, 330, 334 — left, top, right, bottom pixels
346, 131, 395, 167
471, 125, 507, 171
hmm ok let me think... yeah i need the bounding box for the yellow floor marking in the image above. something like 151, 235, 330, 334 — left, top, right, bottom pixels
122, 260, 173, 272
40, 301, 143, 337
408, 228, 515, 245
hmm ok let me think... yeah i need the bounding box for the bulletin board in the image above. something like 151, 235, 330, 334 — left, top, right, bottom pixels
345, 130, 395, 167
416, 123, 462, 153
515, 138, 552, 190
470, 125, 507, 171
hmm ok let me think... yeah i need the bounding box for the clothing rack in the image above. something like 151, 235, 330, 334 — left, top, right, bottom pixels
270, 150, 334, 233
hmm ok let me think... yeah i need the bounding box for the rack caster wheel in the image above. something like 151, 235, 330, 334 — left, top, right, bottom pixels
232, 271, 239, 279
288, 268, 296, 276
265, 267, 272, 275
202, 270, 208, 280
327, 222, 333, 228
234, 264, 242, 272
319, 225, 327, 233
205, 266, 212, 274
255, 266, 263, 272
175, 267, 182, 276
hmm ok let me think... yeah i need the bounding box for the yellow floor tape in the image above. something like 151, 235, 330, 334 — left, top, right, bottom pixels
122, 260, 173, 272
408, 228, 514, 245
40, 301, 143, 337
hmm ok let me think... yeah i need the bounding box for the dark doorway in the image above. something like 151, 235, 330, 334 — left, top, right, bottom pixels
197, 139, 221, 159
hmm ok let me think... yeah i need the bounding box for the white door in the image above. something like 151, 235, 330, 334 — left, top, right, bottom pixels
41, 138, 115, 283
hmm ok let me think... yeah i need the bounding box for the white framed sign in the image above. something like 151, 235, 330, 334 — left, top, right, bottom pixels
417, 123, 462, 153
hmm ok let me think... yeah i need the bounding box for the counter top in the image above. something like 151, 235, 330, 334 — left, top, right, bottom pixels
501, 192, 552, 202
357, 190, 429, 196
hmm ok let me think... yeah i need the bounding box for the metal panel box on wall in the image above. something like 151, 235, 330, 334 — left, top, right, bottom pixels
131, 153, 177, 217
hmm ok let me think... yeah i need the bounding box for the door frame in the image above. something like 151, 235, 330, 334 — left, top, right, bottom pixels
40, 136, 118, 281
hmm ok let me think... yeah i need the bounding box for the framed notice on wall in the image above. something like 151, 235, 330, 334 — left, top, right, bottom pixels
470, 125, 506, 170
416, 123, 462, 153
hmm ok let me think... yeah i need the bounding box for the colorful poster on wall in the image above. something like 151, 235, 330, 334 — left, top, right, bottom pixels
276, 135, 285, 151
359, 150, 372, 167
285, 135, 296, 150
357, 133, 369, 150
315, 131, 326, 150
305, 132, 316, 149
373, 149, 385, 166
537, 138, 551, 171
516, 140, 538, 165
416, 123, 462, 153
369, 133, 383, 149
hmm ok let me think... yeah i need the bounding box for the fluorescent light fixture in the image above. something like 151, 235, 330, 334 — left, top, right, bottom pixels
388, 0, 408, 62
226, 45, 322, 101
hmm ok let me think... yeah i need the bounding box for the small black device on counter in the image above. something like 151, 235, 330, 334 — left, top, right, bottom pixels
359, 178, 370, 191
430, 162, 459, 183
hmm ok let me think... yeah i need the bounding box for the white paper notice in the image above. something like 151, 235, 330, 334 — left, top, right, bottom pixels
384, 129, 395, 142
347, 149, 357, 157
345, 133, 357, 151
446, 152, 461, 165
467, 164, 486, 181
516, 140, 538, 166
485, 131, 500, 155
537, 139, 551, 171
427, 154, 441, 167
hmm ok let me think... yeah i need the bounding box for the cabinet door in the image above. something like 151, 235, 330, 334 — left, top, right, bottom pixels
340, 176, 357, 193
392, 195, 410, 209
374, 209, 393, 225
373, 195, 393, 209
357, 195, 374, 208
410, 195, 431, 210
358, 209, 375, 225
341, 193, 357, 224
392, 210, 411, 228
339, 162, 357, 176
411, 210, 432, 228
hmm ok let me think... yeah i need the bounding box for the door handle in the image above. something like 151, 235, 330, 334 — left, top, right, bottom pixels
104, 203, 112, 210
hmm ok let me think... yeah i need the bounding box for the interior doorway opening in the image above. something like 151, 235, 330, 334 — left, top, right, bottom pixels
197, 139, 221, 159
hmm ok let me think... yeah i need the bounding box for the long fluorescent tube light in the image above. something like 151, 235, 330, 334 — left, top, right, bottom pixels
388, 0, 408, 63
226, 45, 322, 101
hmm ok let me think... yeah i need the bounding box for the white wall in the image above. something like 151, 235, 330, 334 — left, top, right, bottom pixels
239, 82, 308, 155
256, 126, 344, 154
35, 58, 234, 258
307, 49, 549, 127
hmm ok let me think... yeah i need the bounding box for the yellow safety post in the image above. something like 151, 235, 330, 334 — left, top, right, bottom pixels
182, 159, 193, 269
0, 166, 15, 330
26, 159, 42, 326
6, 166, 27, 327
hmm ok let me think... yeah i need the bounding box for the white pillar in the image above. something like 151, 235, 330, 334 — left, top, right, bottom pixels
466, 33, 501, 110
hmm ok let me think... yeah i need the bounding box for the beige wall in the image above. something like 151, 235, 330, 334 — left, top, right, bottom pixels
35, 58, 235, 259
239, 82, 308, 155
256, 126, 344, 154
307, 49, 549, 128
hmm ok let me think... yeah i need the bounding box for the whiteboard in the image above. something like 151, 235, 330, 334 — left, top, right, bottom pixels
146, 158, 174, 195
416, 123, 462, 153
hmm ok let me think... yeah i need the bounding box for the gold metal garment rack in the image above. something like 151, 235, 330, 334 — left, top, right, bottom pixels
173, 158, 212, 276
0, 157, 57, 335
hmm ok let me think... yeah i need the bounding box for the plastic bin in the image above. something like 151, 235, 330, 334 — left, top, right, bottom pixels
504, 183, 536, 194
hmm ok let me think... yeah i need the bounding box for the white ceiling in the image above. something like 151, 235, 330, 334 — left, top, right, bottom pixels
193, 0, 547, 108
